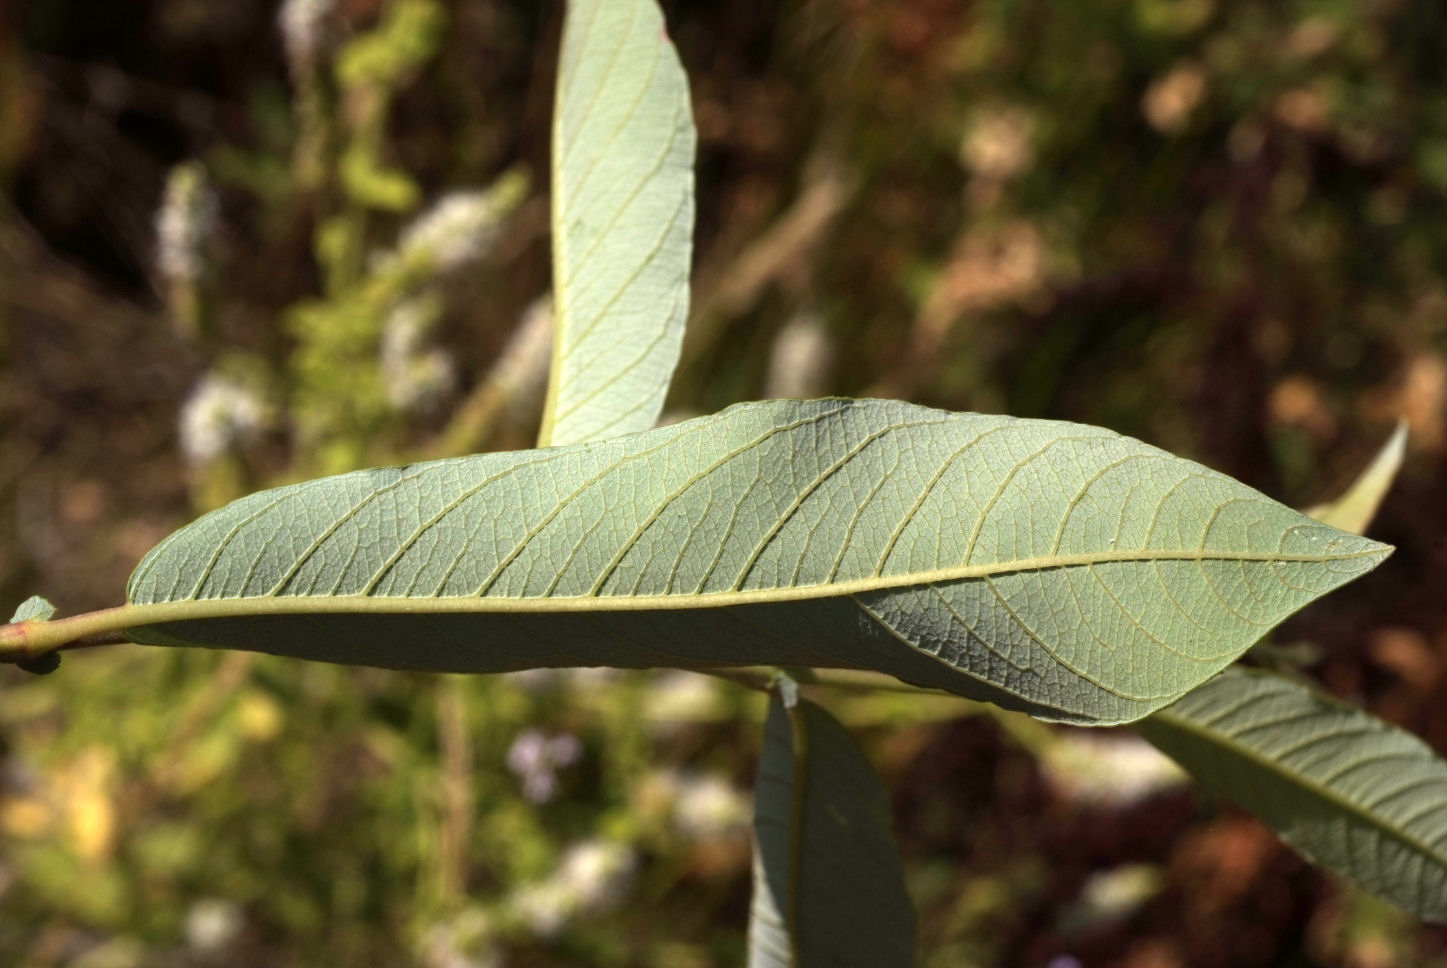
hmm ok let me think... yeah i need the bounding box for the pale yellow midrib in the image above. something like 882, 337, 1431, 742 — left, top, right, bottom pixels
126, 546, 1384, 623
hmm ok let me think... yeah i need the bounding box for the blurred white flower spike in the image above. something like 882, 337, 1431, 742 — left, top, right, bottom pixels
279, 0, 332, 78
381, 298, 456, 412
493, 295, 554, 417
179, 373, 266, 465
509, 839, 637, 938
506, 728, 582, 804
156, 162, 217, 286
764, 312, 833, 400
385, 172, 527, 276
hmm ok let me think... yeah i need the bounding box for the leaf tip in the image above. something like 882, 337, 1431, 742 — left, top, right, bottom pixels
1326, 529, 1394, 582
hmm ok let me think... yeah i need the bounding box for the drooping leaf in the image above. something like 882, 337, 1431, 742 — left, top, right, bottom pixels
1137, 668, 1447, 923
120, 398, 1389, 725
539, 0, 695, 447
749, 694, 914, 967
1305, 421, 1407, 535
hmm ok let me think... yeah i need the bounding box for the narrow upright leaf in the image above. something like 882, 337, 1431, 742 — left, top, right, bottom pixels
749, 695, 914, 967
1305, 421, 1407, 535
540, 0, 695, 447
1138, 668, 1447, 923
114, 399, 1390, 725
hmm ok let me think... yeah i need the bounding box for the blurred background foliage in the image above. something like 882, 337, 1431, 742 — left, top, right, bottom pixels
1, 0, 1446, 965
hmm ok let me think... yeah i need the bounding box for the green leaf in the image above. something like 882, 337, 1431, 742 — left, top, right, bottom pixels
1305, 421, 1407, 535
1138, 668, 1447, 923
749, 695, 914, 967
121, 398, 1388, 724
539, 0, 696, 447
9, 595, 56, 624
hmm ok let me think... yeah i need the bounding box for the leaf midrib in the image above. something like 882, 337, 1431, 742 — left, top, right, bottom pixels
130, 545, 1384, 618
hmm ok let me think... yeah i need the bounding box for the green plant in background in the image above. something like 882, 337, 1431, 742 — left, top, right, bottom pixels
285, 166, 527, 473
2, 1, 1443, 966
174, 0, 532, 501
286, 0, 530, 476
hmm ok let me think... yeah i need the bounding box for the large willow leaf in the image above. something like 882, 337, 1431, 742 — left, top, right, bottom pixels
1138, 668, 1447, 922
539, 0, 695, 447
122, 398, 1388, 725
749, 695, 914, 967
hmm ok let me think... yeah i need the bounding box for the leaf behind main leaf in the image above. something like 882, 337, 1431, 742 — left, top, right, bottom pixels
1137, 668, 1447, 923
123, 398, 1389, 725
1305, 421, 1407, 535
749, 695, 915, 967
541, 0, 695, 447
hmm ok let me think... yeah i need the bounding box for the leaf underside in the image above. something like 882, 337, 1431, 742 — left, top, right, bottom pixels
125, 398, 1389, 725
541, 0, 695, 447
1139, 668, 1447, 922
749, 696, 915, 967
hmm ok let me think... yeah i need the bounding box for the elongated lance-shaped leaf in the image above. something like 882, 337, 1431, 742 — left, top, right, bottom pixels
119, 398, 1389, 725
539, 0, 695, 447
1305, 421, 1407, 535
749, 695, 915, 967
1137, 668, 1447, 922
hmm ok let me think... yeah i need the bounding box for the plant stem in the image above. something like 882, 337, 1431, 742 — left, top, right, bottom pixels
0, 605, 138, 661
0, 609, 982, 712
699, 665, 951, 697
